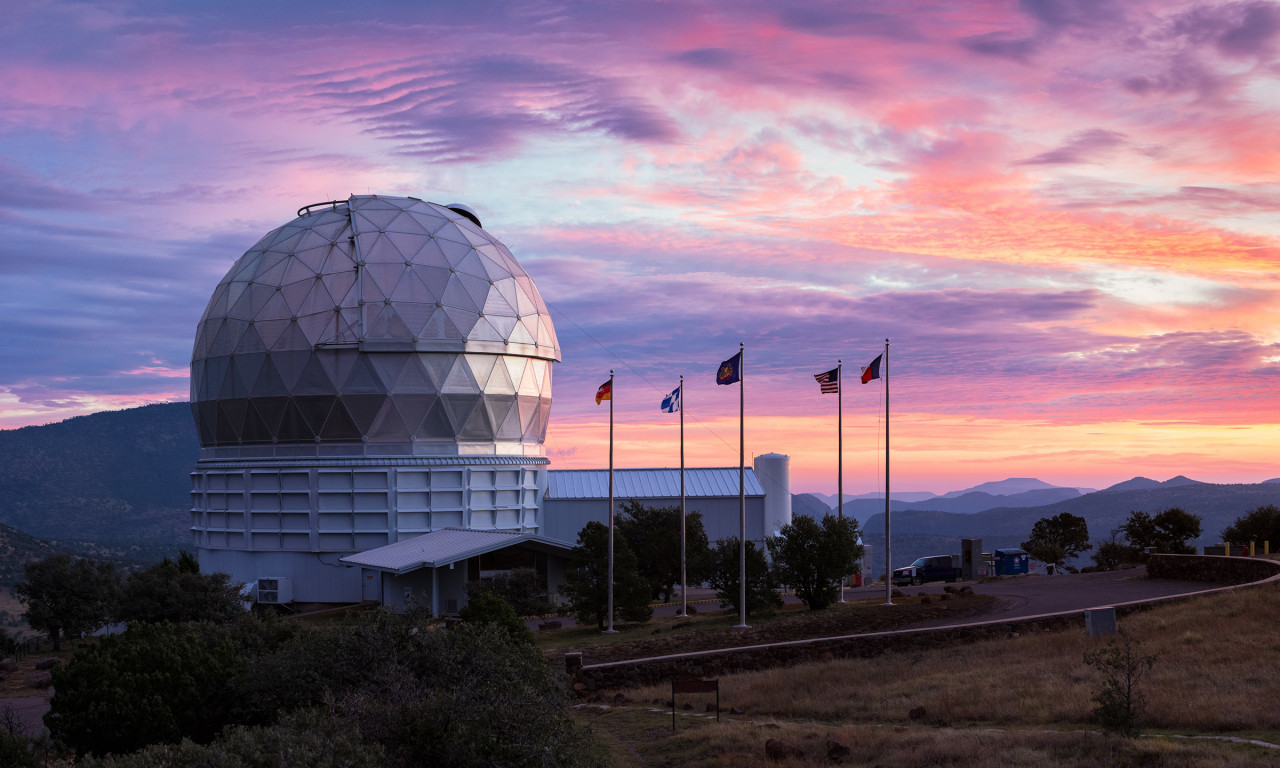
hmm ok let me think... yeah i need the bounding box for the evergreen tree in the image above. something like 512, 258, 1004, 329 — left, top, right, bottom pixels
616, 501, 712, 601
16, 555, 119, 651
118, 553, 244, 626
560, 521, 652, 630
707, 537, 781, 617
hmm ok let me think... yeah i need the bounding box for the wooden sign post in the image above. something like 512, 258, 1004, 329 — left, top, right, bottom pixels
671, 678, 719, 730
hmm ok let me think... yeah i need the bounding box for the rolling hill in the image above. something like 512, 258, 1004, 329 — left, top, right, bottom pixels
0, 402, 194, 552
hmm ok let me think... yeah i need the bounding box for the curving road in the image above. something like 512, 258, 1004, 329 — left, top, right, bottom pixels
842, 566, 1218, 629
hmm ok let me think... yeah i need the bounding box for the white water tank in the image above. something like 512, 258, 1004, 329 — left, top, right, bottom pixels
753, 453, 792, 538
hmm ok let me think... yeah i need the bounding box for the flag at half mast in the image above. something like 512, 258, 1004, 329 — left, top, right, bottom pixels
813, 367, 839, 394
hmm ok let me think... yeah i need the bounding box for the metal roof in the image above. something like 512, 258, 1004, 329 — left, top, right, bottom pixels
340, 528, 572, 574
546, 467, 764, 500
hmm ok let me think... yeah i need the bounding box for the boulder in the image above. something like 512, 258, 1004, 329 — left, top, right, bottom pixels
765, 739, 805, 761
827, 739, 852, 762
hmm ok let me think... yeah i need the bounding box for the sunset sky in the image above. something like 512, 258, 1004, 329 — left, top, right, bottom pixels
2, 0, 1277, 495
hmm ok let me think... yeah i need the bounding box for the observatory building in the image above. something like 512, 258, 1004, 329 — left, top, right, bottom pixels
190, 195, 789, 613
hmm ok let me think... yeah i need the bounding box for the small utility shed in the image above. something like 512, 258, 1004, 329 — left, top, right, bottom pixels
340, 528, 573, 616
541, 468, 769, 545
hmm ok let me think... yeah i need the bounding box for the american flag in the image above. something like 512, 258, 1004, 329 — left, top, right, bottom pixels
813, 367, 839, 394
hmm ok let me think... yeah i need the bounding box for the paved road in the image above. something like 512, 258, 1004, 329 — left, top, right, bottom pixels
840, 567, 1217, 628
534, 566, 1218, 630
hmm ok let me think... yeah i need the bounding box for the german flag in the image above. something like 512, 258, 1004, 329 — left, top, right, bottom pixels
595, 379, 612, 404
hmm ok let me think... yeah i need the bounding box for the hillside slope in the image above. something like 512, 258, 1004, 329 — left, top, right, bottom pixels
0, 402, 194, 547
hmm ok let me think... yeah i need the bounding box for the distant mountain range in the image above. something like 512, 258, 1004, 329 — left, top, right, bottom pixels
804, 477, 1101, 521
2, 403, 1276, 583
857, 481, 1280, 575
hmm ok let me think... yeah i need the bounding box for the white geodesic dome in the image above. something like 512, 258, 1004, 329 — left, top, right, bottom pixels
190, 195, 559, 452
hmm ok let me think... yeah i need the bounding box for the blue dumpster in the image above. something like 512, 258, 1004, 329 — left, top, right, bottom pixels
994, 548, 1029, 575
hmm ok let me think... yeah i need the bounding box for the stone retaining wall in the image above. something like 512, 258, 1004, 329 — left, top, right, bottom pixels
574, 555, 1279, 691
1146, 553, 1280, 584
574, 613, 1083, 690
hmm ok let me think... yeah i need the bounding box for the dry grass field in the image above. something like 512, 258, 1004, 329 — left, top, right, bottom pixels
579, 581, 1280, 766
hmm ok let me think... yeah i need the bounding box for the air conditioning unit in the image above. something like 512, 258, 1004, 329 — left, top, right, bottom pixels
256, 577, 293, 604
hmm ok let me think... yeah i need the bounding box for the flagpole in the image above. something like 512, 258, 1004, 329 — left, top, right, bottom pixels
678, 375, 687, 618
883, 340, 893, 607
736, 342, 749, 629
606, 370, 618, 633
838, 359, 845, 603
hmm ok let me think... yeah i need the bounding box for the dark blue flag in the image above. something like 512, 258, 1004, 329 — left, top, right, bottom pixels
716, 352, 741, 385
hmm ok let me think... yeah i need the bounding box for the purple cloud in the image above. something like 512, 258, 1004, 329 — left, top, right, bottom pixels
1021, 129, 1128, 165
307, 54, 679, 162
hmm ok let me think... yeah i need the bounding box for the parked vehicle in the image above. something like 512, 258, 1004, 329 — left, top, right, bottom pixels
892, 555, 960, 586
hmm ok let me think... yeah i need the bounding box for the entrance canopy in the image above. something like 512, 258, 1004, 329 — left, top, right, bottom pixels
340, 528, 573, 575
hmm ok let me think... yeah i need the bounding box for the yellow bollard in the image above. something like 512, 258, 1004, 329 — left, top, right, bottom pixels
1266, 541, 1271, 555
1225, 542, 1230, 557
1250, 542, 1256, 557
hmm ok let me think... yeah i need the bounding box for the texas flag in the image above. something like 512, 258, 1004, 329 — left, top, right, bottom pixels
861, 354, 883, 384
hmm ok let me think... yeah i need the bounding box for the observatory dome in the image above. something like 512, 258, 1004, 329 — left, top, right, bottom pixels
191, 195, 559, 453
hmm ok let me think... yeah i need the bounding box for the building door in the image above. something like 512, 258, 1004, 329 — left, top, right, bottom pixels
362, 569, 381, 602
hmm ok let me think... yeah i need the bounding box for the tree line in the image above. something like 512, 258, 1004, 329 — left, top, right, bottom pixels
5, 554, 604, 766
1021, 504, 1280, 571
13, 551, 243, 651
557, 501, 864, 628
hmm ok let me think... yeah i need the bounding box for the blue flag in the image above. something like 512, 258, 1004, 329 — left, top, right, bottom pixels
661, 384, 681, 413
716, 352, 742, 385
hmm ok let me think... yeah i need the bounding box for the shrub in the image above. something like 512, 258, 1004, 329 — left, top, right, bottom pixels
1091, 532, 1134, 570
47, 622, 241, 755
1083, 632, 1157, 737
459, 591, 534, 645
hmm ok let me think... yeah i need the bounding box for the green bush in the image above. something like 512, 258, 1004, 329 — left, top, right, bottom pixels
459, 591, 534, 645
1083, 632, 1156, 737
48, 622, 241, 755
